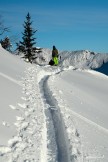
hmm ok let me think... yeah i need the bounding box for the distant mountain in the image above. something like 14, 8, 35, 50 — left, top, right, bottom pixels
39, 49, 108, 75
95, 61, 108, 75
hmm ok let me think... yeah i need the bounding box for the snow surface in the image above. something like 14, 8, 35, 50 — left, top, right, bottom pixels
0, 44, 108, 162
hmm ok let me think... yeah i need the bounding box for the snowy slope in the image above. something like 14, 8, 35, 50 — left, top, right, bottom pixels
48, 68, 108, 161
0, 44, 29, 145
0, 45, 108, 162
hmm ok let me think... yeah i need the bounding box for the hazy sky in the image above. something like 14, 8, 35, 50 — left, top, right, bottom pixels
0, 0, 108, 52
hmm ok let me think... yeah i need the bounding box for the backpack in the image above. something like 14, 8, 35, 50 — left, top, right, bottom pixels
49, 59, 54, 65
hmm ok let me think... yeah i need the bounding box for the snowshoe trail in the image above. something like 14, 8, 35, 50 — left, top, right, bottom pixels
38, 66, 82, 162
40, 75, 71, 162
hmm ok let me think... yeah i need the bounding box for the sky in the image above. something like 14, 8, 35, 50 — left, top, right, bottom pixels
0, 0, 108, 53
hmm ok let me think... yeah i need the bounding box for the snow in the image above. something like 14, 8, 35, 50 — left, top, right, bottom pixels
0, 44, 108, 162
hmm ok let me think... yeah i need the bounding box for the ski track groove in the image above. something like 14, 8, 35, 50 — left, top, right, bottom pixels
40, 75, 72, 162
66, 108, 108, 135
0, 72, 22, 86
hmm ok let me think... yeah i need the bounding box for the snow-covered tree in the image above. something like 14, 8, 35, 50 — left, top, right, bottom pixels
20, 12, 41, 63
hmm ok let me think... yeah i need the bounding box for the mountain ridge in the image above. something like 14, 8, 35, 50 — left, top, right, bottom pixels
39, 48, 108, 75
1, 44, 108, 75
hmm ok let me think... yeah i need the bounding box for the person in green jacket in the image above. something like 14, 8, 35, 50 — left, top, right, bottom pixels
52, 45, 59, 65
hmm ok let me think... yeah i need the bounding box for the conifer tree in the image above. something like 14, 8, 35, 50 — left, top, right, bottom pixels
20, 12, 41, 63
0, 36, 12, 51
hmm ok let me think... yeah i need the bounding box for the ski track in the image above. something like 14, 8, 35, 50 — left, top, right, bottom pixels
0, 72, 22, 86
40, 75, 71, 162
66, 108, 108, 135
38, 66, 82, 162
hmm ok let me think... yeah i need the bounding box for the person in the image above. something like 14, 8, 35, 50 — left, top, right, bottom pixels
52, 45, 59, 65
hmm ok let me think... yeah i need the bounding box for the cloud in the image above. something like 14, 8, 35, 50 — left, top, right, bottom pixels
32, 7, 108, 27
0, 4, 108, 35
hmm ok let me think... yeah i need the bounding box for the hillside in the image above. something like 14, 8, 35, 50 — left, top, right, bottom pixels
0, 45, 108, 162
